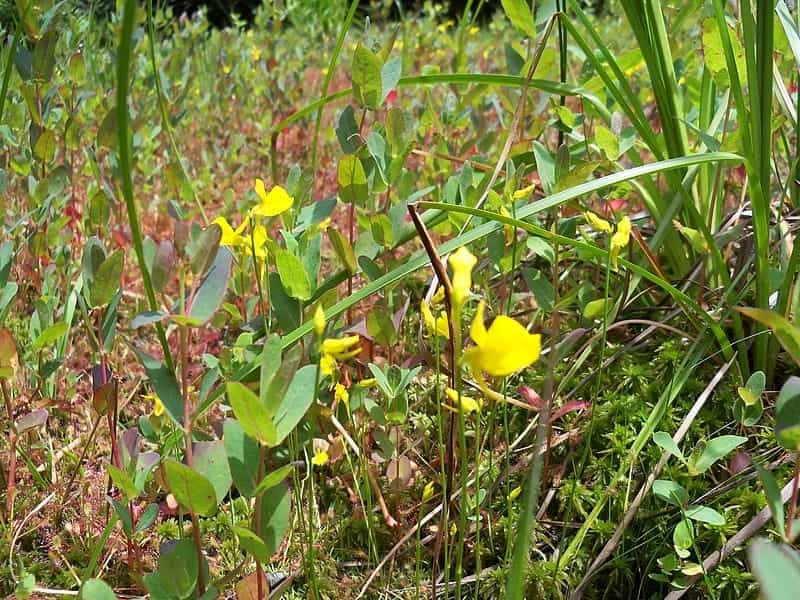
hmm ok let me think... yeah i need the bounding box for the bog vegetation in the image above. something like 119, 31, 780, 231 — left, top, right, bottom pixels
2, 0, 800, 598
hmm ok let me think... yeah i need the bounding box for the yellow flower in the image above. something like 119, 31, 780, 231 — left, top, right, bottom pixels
243, 223, 269, 260
422, 481, 435, 502
443, 387, 483, 414
421, 299, 450, 339
334, 383, 349, 406
508, 486, 522, 502
213, 216, 246, 247
448, 246, 477, 309
313, 305, 326, 338
357, 378, 376, 388
251, 46, 261, 61
252, 180, 293, 217
321, 335, 361, 360
431, 286, 446, 306
320, 353, 337, 377
512, 183, 535, 199
144, 391, 164, 417
610, 216, 632, 268
584, 211, 612, 233
469, 25, 479, 35
464, 301, 541, 377
311, 449, 329, 467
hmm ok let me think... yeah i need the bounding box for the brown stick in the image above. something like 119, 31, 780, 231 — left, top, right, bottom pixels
407, 204, 456, 598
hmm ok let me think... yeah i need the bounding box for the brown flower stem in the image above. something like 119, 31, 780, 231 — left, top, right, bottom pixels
407, 203, 457, 598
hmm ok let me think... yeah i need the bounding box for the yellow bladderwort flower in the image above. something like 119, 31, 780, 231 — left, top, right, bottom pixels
610, 216, 632, 268
213, 216, 246, 248
334, 383, 349, 407
512, 183, 535, 199
252, 180, 293, 217
583, 211, 612, 233
508, 486, 522, 502
313, 305, 326, 338
251, 46, 261, 61
422, 481, 435, 502
320, 353, 337, 377
464, 300, 541, 377
321, 335, 361, 360
443, 387, 483, 414
448, 246, 477, 310
431, 286, 446, 306
421, 299, 450, 339
311, 449, 329, 467
468, 25, 480, 35
144, 391, 164, 417
244, 223, 269, 260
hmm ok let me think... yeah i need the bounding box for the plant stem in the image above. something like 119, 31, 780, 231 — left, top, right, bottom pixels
787, 459, 800, 540
1, 379, 16, 518
505, 231, 560, 600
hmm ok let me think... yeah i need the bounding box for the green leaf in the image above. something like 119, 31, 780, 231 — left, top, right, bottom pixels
381, 56, 402, 102
755, 463, 785, 538
352, 43, 382, 109
595, 125, 620, 161
689, 435, 747, 475
748, 539, 800, 600
583, 298, 611, 321
737, 307, 800, 367
33, 129, 56, 162
33, 321, 67, 350
685, 505, 726, 526
233, 525, 269, 562
188, 247, 232, 325
226, 382, 277, 446
79, 579, 117, 600
223, 418, 260, 498
338, 155, 368, 206
268, 272, 300, 331
501, 0, 537, 38
135, 350, 183, 427
157, 538, 199, 599
328, 227, 357, 274
653, 479, 688, 507
193, 441, 232, 505
108, 464, 139, 500
254, 464, 295, 497
653, 431, 684, 461
272, 365, 316, 445
162, 459, 217, 516
90, 250, 124, 307
190, 223, 222, 276
275, 250, 312, 301
256, 482, 291, 558
673, 519, 694, 552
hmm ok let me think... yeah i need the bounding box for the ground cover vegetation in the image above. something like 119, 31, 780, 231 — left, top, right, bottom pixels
1, 0, 800, 598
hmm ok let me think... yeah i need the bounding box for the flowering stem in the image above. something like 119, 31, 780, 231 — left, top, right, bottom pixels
506, 234, 561, 600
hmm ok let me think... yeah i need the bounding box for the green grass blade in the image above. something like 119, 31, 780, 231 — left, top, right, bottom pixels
276, 152, 741, 351
118, 0, 174, 371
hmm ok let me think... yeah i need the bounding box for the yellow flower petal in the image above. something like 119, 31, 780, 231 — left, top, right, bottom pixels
583, 211, 612, 233
321, 335, 361, 358
466, 304, 540, 377
421, 300, 450, 339
313, 305, 326, 338
213, 216, 245, 247
508, 486, 522, 502
334, 383, 349, 406
320, 353, 337, 376
444, 387, 482, 414
512, 184, 535, 199
448, 246, 477, 309
422, 481, 435, 502
357, 378, 376, 388
311, 449, 329, 467
252, 181, 293, 217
